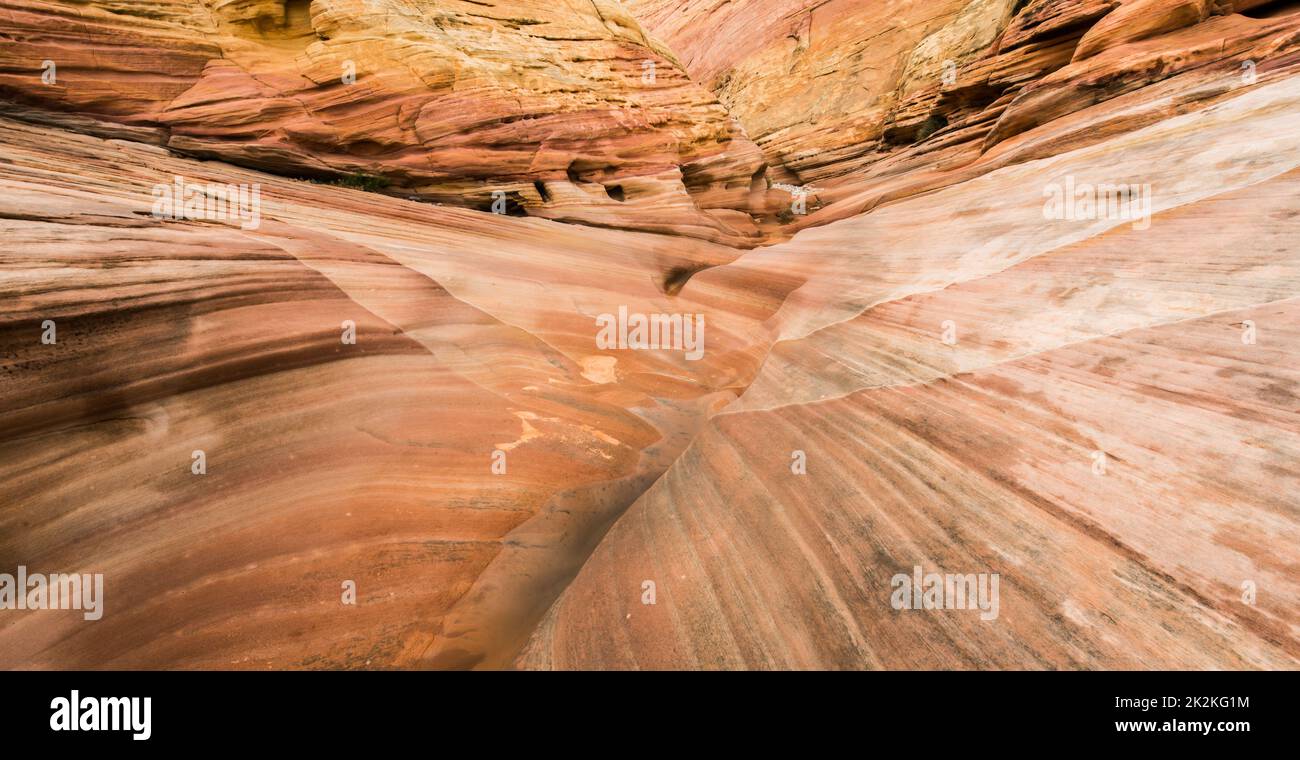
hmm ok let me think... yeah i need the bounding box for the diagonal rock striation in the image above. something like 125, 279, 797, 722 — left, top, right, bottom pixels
0, 0, 1297, 670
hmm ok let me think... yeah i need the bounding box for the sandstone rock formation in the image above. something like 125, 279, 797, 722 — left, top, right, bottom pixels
0, 0, 774, 243
628, 0, 1300, 228
520, 72, 1300, 668
0, 109, 791, 667
624, 0, 1021, 184
1, 0, 1297, 670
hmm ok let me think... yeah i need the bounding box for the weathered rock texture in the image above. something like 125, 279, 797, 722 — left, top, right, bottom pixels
625, 0, 1014, 184
1, 0, 1298, 670
520, 72, 1300, 668
0, 0, 774, 243
518, 0, 1300, 668
628, 0, 1300, 224
0, 112, 791, 667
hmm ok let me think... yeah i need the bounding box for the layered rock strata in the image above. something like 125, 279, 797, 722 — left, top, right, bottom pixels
1, 0, 1297, 670
0, 0, 775, 243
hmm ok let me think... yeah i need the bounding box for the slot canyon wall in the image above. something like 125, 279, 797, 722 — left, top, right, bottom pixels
0, 0, 779, 243
1, 0, 1297, 669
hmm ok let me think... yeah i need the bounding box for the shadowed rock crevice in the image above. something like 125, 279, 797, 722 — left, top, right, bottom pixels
1239, 0, 1300, 18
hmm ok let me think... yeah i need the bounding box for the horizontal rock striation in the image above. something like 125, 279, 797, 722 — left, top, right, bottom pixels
0, 0, 776, 243
628, 0, 1300, 233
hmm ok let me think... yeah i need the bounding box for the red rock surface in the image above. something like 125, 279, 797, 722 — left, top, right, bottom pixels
1, 0, 1298, 669
520, 0, 1300, 669
0, 0, 775, 243
0, 109, 804, 666
520, 73, 1300, 667
625, 0, 1019, 184
629, 0, 1300, 228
